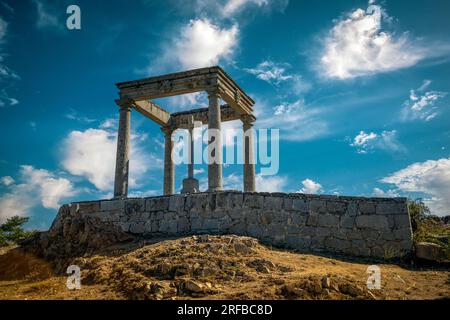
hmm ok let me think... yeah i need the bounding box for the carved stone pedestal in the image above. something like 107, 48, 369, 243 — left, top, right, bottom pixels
181, 178, 199, 194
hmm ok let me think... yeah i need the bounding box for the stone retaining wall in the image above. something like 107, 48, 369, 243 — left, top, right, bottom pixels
53, 191, 413, 259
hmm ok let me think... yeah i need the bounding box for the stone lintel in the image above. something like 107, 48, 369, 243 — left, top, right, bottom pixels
116, 66, 254, 116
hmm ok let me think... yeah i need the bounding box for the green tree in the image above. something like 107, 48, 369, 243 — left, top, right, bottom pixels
0, 216, 37, 246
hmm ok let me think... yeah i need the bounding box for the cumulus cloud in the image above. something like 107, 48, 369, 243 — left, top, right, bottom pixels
256, 174, 288, 192
380, 157, 450, 216
350, 130, 405, 154
0, 166, 76, 223
372, 187, 399, 198
61, 126, 162, 192
0, 176, 14, 186
401, 80, 447, 122
258, 99, 329, 141
149, 19, 238, 74
319, 3, 436, 79
298, 178, 323, 194
200, 172, 287, 192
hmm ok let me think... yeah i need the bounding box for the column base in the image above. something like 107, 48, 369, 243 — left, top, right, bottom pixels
181, 178, 199, 194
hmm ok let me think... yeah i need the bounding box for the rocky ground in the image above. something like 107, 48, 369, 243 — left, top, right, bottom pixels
0, 235, 449, 300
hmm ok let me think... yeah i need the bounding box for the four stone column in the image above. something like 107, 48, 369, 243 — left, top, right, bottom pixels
113, 99, 132, 198
162, 126, 175, 195
207, 90, 223, 191
113, 90, 255, 197
242, 116, 256, 192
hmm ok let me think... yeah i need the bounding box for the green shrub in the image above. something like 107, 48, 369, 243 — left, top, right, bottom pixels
408, 200, 450, 260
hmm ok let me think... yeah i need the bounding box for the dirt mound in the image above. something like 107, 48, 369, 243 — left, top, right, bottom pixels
1, 235, 449, 300
0, 246, 53, 281
69, 235, 383, 300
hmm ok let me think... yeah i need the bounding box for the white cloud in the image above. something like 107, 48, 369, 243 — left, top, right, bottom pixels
201, 172, 287, 192
0, 165, 76, 223
182, 0, 288, 19
0, 16, 19, 107
244, 60, 292, 84
149, 19, 238, 73
61, 126, 162, 192
223, 0, 268, 15
298, 178, 323, 194
350, 130, 405, 154
257, 99, 329, 141
244, 60, 311, 93
256, 174, 288, 192
401, 80, 447, 122
380, 157, 450, 216
0, 176, 14, 186
33, 0, 60, 29
319, 3, 435, 79
372, 187, 399, 198
65, 108, 97, 123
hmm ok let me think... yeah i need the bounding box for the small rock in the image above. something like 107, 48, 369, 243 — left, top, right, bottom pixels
234, 243, 253, 254
415, 242, 445, 261
339, 283, 364, 297
321, 276, 331, 289
183, 280, 204, 293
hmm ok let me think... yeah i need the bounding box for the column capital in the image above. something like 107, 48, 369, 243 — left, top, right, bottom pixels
161, 125, 176, 135
115, 98, 134, 110
241, 114, 256, 126
206, 88, 222, 99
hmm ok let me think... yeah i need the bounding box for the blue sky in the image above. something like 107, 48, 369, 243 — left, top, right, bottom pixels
0, 0, 449, 229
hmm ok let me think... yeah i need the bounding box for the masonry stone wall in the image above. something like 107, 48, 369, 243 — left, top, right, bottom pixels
53, 191, 413, 259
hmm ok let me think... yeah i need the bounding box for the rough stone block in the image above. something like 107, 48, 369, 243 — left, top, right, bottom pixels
160, 219, 177, 234
355, 215, 389, 230
376, 202, 407, 215
129, 222, 145, 234
202, 218, 219, 230
358, 202, 376, 215
309, 200, 327, 214
346, 202, 358, 216
243, 194, 264, 208
326, 201, 347, 214
394, 214, 411, 229
306, 213, 319, 226
393, 227, 413, 240
264, 196, 283, 210
317, 214, 339, 227
292, 199, 308, 213
78, 201, 100, 213
100, 199, 125, 212
177, 217, 190, 233
247, 224, 264, 238
340, 216, 355, 229
228, 193, 243, 208
146, 197, 169, 212
291, 213, 306, 226
125, 198, 145, 215
169, 195, 185, 212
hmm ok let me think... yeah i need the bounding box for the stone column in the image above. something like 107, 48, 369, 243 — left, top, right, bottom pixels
207, 89, 223, 191
113, 99, 132, 198
162, 126, 175, 195
242, 115, 256, 192
188, 126, 194, 179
